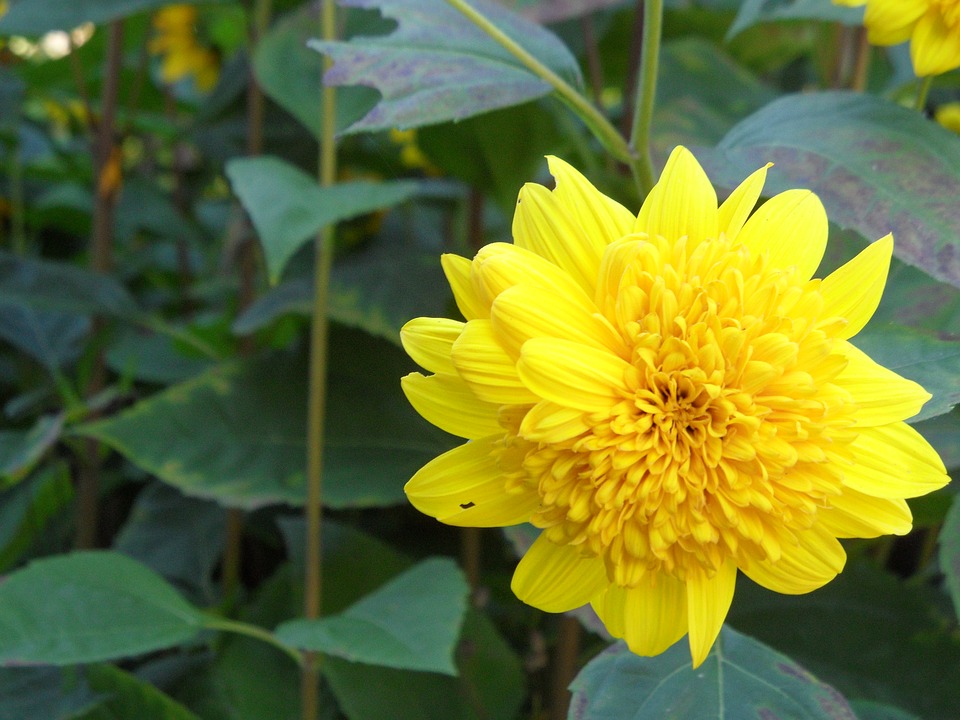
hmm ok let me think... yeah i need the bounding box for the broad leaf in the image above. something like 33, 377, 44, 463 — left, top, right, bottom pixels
0, 552, 205, 665
0, 463, 73, 573
727, 0, 864, 40
0, 306, 88, 372
0, 0, 228, 34
940, 494, 960, 623
310, 0, 583, 133
79, 664, 201, 720
569, 627, 857, 720
106, 329, 217, 385
225, 156, 418, 283
850, 701, 922, 720
276, 558, 468, 675
0, 414, 63, 486
0, 667, 101, 720
711, 92, 960, 289
851, 324, 960, 422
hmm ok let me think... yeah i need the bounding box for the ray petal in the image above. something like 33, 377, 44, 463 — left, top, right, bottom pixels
736, 189, 828, 281
511, 533, 609, 612
401, 372, 502, 439
819, 234, 893, 339
818, 489, 913, 538
834, 341, 930, 425
718, 162, 771, 242
400, 317, 464, 374
451, 319, 539, 405
740, 524, 845, 595
842, 422, 949, 498
686, 558, 737, 668
636, 146, 719, 246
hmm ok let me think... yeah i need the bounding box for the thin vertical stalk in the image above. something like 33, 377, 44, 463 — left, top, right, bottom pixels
301, 0, 337, 716
75, 20, 124, 550
850, 27, 871, 91
915, 75, 933, 112
579, 14, 604, 108
548, 616, 582, 720
628, 0, 663, 198
619, 0, 644, 138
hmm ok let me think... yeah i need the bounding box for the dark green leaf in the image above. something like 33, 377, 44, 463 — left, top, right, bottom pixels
0, 551, 205, 665
727, 0, 864, 40
569, 627, 857, 720
113, 178, 205, 246
311, 0, 582, 133
0, 462, 73, 572
711, 92, 960, 289
0, 667, 101, 720
0, 251, 140, 319
940, 494, 960, 623
113, 483, 227, 603
0, 414, 63, 486
851, 324, 960, 422
849, 700, 921, 720
276, 558, 468, 675
106, 329, 217, 385
0, 0, 228, 35
78, 664, 201, 720
0, 306, 88, 372
225, 156, 418, 283
232, 279, 312, 336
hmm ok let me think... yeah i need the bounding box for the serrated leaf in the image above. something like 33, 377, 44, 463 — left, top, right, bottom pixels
851, 324, 960, 422
0, 0, 228, 35
78, 664, 201, 720
569, 627, 857, 720
710, 92, 960, 289
276, 558, 468, 675
940, 494, 960, 623
0, 667, 102, 720
225, 156, 418, 283
310, 0, 582, 133
0, 552, 205, 665
727, 0, 864, 40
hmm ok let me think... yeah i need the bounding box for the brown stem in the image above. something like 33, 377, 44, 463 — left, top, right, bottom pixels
221, 508, 245, 602
75, 20, 125, 550
850, 26, 871, 92
548, 616, 582, 720
461, 527, 482, 596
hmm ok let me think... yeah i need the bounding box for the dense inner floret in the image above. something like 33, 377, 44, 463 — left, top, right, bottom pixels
505, 234, 857, 587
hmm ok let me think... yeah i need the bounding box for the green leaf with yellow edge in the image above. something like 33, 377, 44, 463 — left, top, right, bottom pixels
78, 664, 201, 720
276, 558, 468, 675
225, 156, 418, 284
851, 324, 960, 423
711, 92, 960, 289
727, 0, 863, 40
0, 0, 228, 35
0, 552, 205, 666
569, 627, 857, 720
310, 0, 582, 134
940, 494, 960, 623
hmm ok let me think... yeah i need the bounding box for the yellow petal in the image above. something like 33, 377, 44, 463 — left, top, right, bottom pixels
400, 317, 464, 374
740, 524, 845, 595
842, 422, 949, 498
511, 533, 608, 613
546, 155, 636, 243
833, 341, 930, 425
405, 436, 540, 527
401, 372, 502, 439
911, 8, 960, 76
490, 283, 626, 360
517, 337, 631, 412
717, 162, 771, 242
865, 0, 926, 45
818, 489, 913, 538
736, 189, 828, 280
451, 320, 538, 405
596, 574, 689, 657
686, 558, 737, 668
513, 183, 606, 292
519, 401, 591, 443
441, 253, 487, 320
636, 146, 719, 246
472, 242, 586, 308
819, 234, 893, 339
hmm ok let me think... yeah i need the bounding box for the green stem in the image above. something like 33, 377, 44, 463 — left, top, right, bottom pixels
301, 1, 337, 717
628, 0, 663, 198
203, 615, 304, 667
915, 75, 933, 112
443, 0, 632, 165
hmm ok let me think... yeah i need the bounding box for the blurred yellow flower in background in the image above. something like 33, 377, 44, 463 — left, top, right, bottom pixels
935, 101, 960, 132
835, 0, 960, 76
400, 147, 949, 667
150, 4, 220, 93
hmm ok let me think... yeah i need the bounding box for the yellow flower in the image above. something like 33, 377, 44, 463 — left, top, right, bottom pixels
400, 147, 949, 667
150, 4, 220, 93
834, 0, 960, 76
936, 101, 960, 132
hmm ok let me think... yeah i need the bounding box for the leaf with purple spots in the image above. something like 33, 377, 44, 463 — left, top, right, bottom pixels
309, 0, 583, 134
569, 626, 858, 720
708, 92, 960, 290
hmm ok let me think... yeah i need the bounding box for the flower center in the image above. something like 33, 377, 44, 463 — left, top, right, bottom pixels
518, 235, 856, 587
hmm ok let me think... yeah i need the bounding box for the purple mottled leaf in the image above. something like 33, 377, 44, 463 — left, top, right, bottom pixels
570, 627, 858, 720
309, 0, 582, 133
708, 92, 960, 289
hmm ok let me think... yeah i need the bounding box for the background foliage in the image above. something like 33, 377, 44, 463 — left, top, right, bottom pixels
0, 0, 958, 718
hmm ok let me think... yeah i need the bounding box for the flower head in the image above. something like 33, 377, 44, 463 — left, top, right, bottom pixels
835, 0, 960, 76
936, 101, 960, 133
400, 147, 949, 667
150, 4, 220, 93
